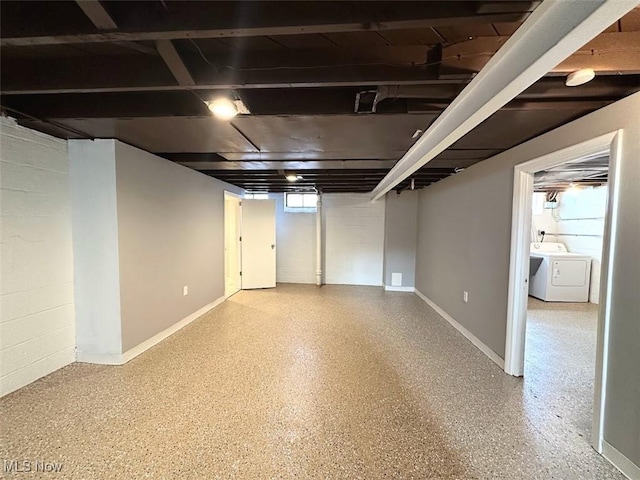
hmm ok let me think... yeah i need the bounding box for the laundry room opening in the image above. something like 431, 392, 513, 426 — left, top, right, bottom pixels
526, 154, 608, 447
504, 131, 622, 455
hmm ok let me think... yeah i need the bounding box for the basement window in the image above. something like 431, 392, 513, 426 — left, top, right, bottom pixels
285, 193, 317, 212
244, 193, 269, 200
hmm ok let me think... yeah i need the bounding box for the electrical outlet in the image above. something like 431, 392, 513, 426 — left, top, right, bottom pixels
463, 291, 469, 303
183, 286, 188, 296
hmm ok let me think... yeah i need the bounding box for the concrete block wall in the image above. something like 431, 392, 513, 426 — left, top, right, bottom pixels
273, 193, 317, 284
323, 193, 385, 286
0, 117, 75, 397
556, 186, 606, 304
531, 187, 606, 303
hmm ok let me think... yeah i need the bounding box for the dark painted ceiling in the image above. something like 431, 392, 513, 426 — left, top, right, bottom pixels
1, 1, 639, 193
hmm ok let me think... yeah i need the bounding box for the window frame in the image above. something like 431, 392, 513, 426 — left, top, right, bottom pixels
284, 192, 318, 212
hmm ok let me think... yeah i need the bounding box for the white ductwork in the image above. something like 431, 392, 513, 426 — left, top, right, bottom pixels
371, 0, 640, 201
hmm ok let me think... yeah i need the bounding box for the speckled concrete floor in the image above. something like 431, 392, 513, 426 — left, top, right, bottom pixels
1, 285, 624, 479
525, 297, 601, 452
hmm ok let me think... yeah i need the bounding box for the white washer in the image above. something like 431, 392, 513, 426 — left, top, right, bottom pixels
529, 242, 592, 302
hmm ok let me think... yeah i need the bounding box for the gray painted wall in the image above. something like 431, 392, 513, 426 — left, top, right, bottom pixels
383, 191, 418, 288
114, 141, 242, 351
414, 92, 640, 467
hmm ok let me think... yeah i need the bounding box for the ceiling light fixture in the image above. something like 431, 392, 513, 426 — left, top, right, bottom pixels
565, 68, 595, 87
208, 98, 238, 120
286, 174, 302, 182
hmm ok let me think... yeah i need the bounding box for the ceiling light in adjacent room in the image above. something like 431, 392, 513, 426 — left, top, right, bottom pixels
208, 98, 238, 120
565, 68, 595, 87
286, 174, 302, 182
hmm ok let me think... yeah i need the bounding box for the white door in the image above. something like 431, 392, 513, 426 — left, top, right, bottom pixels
241, 199, 276, 289
224, 192, 242, 297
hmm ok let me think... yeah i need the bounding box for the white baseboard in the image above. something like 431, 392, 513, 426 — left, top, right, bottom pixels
76, 351, 122, 365
121, 295, 225, 363
384, 285, 415, 292
77, 296, 225, 366
414, 289, 505, 369
603, 440, 640, 480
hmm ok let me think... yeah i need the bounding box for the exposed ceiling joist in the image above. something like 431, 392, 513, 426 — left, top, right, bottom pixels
0, 46, 454, 95
169, 160, 399, 171
371, 0, 640, 200
74, 0, 117, 30
2, 77, 634, 119
74, 2, 158, 58
156, 40, 195, 86
442, 31, 640, 74
0, 14, 529, 47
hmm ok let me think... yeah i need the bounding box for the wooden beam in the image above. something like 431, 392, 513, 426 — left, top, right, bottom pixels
0, 49, 463, 95
75, 0, 117, 30
113, 41, 158, 55
443, 32, 640, 74
371, 0, 640, 200
0, 13, 528, 47
170, 160, 400, 171
155, 40, 195, 86
74, 1, 157, 56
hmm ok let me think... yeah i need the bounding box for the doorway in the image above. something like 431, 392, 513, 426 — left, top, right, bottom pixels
224, 191, 242, 298
504, 131, 623, 454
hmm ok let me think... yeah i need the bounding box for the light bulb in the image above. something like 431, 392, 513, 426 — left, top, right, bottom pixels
208, 99, 238, 120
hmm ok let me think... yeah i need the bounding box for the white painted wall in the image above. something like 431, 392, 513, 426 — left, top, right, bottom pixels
69, 140, 122, 361
1, 117, 75, 397
532, 187, 606, 303
531, 192, 557, 239
273, 193, 316, 284
323, 193, 385, 286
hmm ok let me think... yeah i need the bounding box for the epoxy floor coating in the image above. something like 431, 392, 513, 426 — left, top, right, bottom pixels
1, 285, 624, 479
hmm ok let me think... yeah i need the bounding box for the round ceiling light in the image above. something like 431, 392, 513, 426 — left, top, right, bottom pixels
565, 68, 595, 87
208, 98, 238, 120
286, 174, 301, 182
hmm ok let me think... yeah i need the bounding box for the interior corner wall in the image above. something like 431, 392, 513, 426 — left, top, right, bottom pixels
69, 139, 122, 361
114, 141, 242, 352
383, 190, 418, 288
273, 193, 317, 284
414, 92, 640, 469
1, 117, 75, 397
323, 193, 385, 286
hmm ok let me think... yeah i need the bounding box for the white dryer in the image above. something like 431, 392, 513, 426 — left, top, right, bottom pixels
529, 242, 592, 302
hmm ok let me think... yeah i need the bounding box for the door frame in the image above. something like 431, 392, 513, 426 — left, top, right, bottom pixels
224, 191, 243, 298
504, 130, 622, 453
